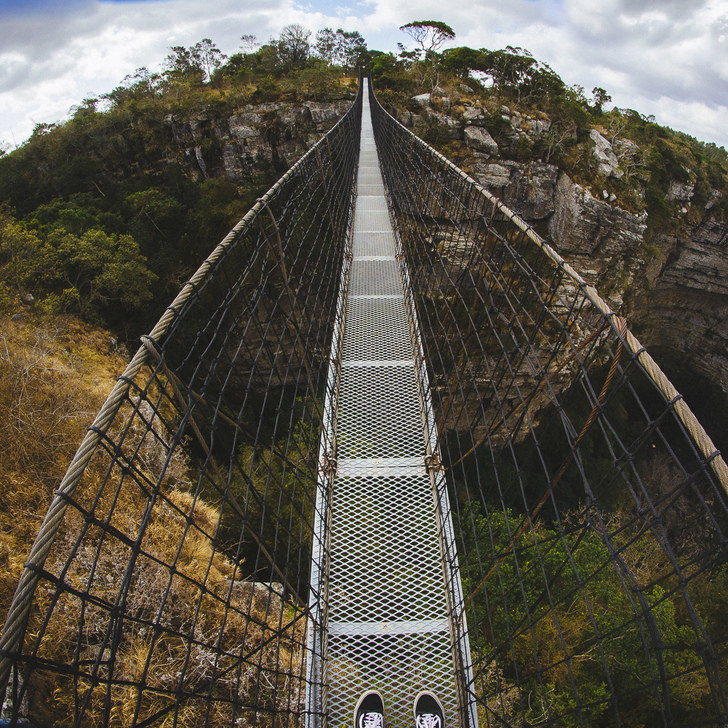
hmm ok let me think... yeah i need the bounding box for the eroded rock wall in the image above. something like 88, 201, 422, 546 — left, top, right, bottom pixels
165, 99, 352, 182
398, 92, 728, 394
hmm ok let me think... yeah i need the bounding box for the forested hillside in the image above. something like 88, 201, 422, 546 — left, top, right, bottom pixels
0, 28, 364, 338
1, 24, 727, 345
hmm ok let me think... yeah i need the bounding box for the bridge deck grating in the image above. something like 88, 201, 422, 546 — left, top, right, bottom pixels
322, 81, 463, 728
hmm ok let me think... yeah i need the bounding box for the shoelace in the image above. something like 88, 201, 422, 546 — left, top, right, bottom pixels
416, 714, 442, 728
360, 712, 384, 728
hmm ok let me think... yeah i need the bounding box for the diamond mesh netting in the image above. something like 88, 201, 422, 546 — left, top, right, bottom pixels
368, 82, 728, 727
0, 86, 362, 727
2, 75, 727, 728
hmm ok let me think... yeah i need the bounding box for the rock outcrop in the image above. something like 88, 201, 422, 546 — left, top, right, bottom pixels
397, 95, 728, 397
589, 129, 622, 178
166, 99, 352, 182
548, 174, 648, 302
464, 126, 499, 156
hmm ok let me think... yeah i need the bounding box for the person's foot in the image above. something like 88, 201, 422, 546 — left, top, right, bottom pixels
354, 690, 384, 728
414, 691, 445, 728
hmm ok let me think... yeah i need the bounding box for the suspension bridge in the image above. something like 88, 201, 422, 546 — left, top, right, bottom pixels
1, 78, 727, 727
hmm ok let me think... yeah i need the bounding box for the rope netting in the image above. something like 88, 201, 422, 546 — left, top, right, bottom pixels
0, 87, 362, 726
369, 83, 728, 726
2, 74, 727, 728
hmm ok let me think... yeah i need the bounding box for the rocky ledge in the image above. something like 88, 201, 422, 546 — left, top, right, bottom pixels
398, 91, 728, 396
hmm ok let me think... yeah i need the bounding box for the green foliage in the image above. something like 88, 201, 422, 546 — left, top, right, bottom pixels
441, 45, 566, 103
0, 207, 156, 324
0, 207, 44, 292
591, 86, 611, 115
276, 24, 312, 72
0, 29, 363, 338
399, 20, 456, 53
315, 27, 367, 72
253, 73, 282, 101
441, 46, 482, 79
459, 504, 712, 725
295, 61, 344, 100
200, 395, 320, 578
369, 52, 415, 96
43, 229, 156, 318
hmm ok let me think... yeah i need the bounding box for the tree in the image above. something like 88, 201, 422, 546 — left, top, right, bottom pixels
458, 505, 710, 725
473, 46, 564, 102
399, 20, 456, 91
277, 24, 311, 71
104, 67, 160, 108
164, 45, 205, 85
240, 34, 258, 52
592, 86, 612, 115
336, 29, 367, 72
399, 20, 455, 54
314, 27, 337, 63
543, 119, 577, 163
396, 43, 420, 69
250, 44, 282, 76
0, 206, 42, 293
191, 38, 227, 82
314, 27, 365, 71
164, 40, 226, 85
442, 46, 482, 79
41, 228, 156, 318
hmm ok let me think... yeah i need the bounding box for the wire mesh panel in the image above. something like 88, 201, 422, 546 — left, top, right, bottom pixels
314, 82, 473, 728
369, 81, 728, 727
0, 88, 362, 727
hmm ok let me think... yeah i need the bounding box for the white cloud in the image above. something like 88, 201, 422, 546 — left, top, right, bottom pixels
1, 0, 727, 149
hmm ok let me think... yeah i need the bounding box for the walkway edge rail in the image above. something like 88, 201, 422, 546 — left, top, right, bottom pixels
368, 82, 728, 496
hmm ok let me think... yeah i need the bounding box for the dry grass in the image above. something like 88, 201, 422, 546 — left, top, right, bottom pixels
35, 487, 306, 726
1, 309, 307, 726
0, 310, 127, 619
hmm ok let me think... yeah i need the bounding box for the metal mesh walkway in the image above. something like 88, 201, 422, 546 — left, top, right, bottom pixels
319, 80, 473, 728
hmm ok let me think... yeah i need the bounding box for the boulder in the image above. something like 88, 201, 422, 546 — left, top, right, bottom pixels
426, 110, 464, 139
526, 118, 551, 137
590, 129, 622, 178
462, 106, 485, 124
464, 126, 499, 156
667, 181, 695, 202
549, 173, 646, 258
304, 101, 342, 126
473, 162, 512, 189
411, 93, 432, 108
502, 162, 559, 220
398, 110, 414, 127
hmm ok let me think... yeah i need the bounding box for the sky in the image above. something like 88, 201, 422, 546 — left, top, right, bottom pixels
1, 0, 727, 150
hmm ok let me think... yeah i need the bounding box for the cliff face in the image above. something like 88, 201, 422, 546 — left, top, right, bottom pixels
164, 100, 351, 182
631, 220, 728, 393
394, 93, 728, 396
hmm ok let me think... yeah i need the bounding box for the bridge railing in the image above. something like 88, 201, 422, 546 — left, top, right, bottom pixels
369, 81, 728, 727
0, 87, 362, 726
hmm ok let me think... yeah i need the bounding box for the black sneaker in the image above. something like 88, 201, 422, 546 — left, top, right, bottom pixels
414, 691, 445, 728
354, 690, 384, 728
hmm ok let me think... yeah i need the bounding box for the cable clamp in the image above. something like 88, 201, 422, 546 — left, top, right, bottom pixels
424, 453, 442, 473
323, 452, 337, 475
